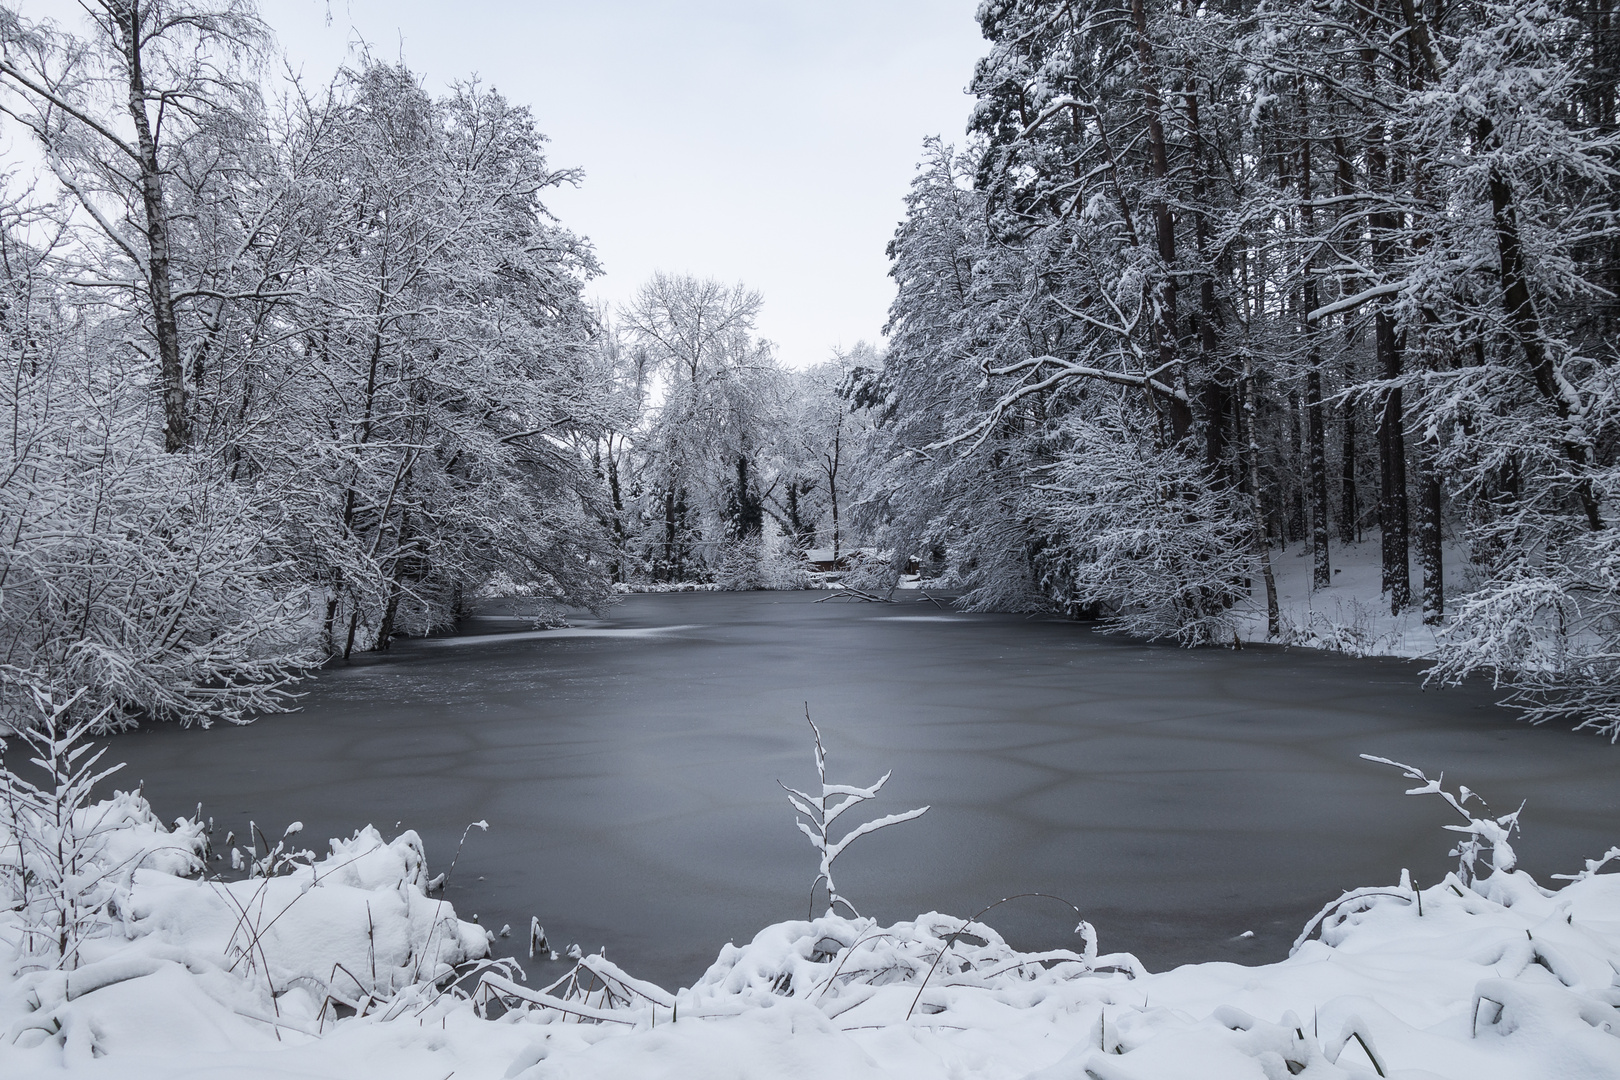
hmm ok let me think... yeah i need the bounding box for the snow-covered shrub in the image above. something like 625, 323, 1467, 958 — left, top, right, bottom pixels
761, 551, 810, 591
3, 745, 488, 1055
149, 825, 492, 1008
758, 524, 810, 590
475, 910, 1130, 1029
1301, 597, 1402, 658
1, 691, 205, 971
1427, 533, 1620, 740
1034, 411, 1255, 644
0, 228, 312, 730
713, 528, 814, 591
714, 538, 765, 590
0, 402, 316, 729
1360, 755, 1523, 887
1408, 348, 1620, 739
611, 580, 722, 594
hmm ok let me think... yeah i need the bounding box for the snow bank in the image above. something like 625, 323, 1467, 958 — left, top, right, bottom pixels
1232, 536, 1465, 658
1, 800, 493, 1077
3, 783, 1617, 1079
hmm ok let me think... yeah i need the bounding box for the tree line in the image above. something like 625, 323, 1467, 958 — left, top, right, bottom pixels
0, 0, 865, 730
0, 2, 632, 727
6, 0, 1620, 741
858, 0, 1620, 736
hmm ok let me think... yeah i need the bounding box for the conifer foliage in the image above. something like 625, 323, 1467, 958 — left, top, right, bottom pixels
872, 0, 1620, 734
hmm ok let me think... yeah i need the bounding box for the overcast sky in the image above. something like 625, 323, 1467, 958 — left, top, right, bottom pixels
251, 0, 986, 368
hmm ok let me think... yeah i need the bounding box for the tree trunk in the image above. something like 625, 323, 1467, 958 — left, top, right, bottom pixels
1417, 449, 1444, 624
663, 488, 679, 581
343, 606, 361, 661
1334, 135, 1360, 545
1340, 374, 1360, 544
1367, 120, 1410, 610
1185, 84, 1229, 472
374, 577, 403, 651
830, 484, 841, 563
1307, 369, 1331, 586
1478, 118, 1604, 530
1298, 96, 1331, 586
1376, 311, 1411, 613
1132, 0, 1191, 445
322, 588, 341, 655
606, 445, 625, 582
1244, 354, 1280, 638
1288, 390, 1306, 543
116, 1, 187, 451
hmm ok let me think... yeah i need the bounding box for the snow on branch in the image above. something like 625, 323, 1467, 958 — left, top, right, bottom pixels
1361, 755, 1522, 885
780, 707, 928, 919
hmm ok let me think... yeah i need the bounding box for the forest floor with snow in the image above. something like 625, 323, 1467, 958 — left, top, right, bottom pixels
3, 753, 1618, 1079
1230, 535, 1465, 659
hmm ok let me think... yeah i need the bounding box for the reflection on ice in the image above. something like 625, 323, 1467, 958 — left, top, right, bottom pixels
417, 624, 705, 647
871, 615, 974, 622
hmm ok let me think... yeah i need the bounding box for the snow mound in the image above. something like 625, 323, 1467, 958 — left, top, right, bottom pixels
477, 875, 1620, 1080
3, 789, 1618, 1079
2, 798, 493, 1076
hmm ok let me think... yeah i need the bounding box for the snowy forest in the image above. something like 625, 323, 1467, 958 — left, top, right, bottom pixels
2, 3, 1620, 1080
0, 0, 1618, 742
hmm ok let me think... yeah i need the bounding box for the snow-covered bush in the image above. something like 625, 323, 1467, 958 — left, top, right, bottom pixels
2, 741, 490, 1062
1035, 411, 1255, 644
1300, 597, 1403, 658
713, 538, 766, 591
1, 690, 205, 970
758, 524, 811, 590
1425, 526, 1620, 740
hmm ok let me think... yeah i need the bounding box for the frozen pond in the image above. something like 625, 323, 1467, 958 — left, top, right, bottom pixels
104, 591, 1618, 989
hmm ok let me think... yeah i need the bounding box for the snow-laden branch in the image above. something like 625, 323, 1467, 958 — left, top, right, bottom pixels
1306, 282, 1402, 323
780, 708, 929, 919
926, 354, 1189, 455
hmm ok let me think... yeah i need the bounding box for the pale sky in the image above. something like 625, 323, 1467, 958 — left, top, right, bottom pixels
257, 0, 988, 367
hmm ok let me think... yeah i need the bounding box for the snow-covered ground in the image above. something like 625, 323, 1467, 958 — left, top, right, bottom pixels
1232, 535, 1468, 658
5, 771, 1618, 1079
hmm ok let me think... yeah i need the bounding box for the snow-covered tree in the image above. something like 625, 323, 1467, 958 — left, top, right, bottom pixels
0, 0, 269, 453
0, 197, 309, 730
619, 273, 782, 582
262, 65, 613, 653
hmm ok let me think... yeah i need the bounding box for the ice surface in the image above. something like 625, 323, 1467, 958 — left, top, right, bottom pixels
99, 592, 1619, 992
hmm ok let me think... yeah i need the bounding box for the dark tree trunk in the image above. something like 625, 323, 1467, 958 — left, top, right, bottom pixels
115, 1, 188, 451
1185, 84, 1229, 472
1133, 0, 1192, 444
1243, 354, 1280, 638
1376, 311, 1411, 612
343, 607, 361, 661
1417, 450, 1444, 624
1298, 95, 1331, 586
1479, 117, 1604, 530
606, 447, 626, 582
1340, 379, 1360, 544
1334, 135, 1360, 545
1367, 109, 1410, 610
663, 488, 681, 581
1307, 369, 1331, 587
374, 578, 403, 651
1288, 390, 1306, 543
